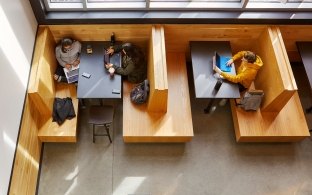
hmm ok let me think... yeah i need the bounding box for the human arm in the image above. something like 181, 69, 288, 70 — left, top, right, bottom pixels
55, 46, 68, 67
225, 51, 246, 66
72, 41, 81, 67
113, 59, 135, 76
220, 72, 245, 84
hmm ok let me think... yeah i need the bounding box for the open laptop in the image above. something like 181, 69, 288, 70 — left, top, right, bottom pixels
63, 65, 79, 83
215, 51, 231, 72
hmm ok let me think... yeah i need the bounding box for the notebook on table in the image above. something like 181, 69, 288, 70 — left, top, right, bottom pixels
215, 51, 232, 72
63, 65, 79, 83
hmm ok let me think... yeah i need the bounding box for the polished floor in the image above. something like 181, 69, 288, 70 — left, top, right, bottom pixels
38, 63, 312, 195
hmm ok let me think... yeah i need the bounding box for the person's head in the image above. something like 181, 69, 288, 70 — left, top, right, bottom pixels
243, 51, 257, 63
121, 43, 135, 57
61, 38, 73, 53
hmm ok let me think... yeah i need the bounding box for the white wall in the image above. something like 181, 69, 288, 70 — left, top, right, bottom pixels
0, 0, 37, 194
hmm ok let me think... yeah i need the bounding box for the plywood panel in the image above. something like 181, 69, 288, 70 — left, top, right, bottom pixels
29, 27, 57, 117
38, 83, 78, 142
147, 26, 168, 113
44, 24, 153, 51
164, 24, 267, 58
279, 25, 312, 62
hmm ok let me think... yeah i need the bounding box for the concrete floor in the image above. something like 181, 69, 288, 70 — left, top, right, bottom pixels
38, 63, 312, 195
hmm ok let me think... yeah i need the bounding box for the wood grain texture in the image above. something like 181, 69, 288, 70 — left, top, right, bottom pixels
279, 25, 312, 62
123, 53, 193, 142
164, 24, 268, 60
29, 27, 57, 117
38, 83, 78, 142
254, 27, 297, 112
27, 27, 79, 142
230, 92, 310, 142
147, 26, 168, 112
43, 24, 153, 51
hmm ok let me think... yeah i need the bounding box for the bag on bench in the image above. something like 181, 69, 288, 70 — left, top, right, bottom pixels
130, 79, 149, 104
237, 90, 264, 111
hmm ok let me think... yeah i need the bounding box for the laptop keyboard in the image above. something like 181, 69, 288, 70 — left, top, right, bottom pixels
66, 68, 79, 77
68, 74, 78, 83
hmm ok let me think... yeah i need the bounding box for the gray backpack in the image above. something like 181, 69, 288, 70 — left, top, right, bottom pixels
130, 79, 149, 104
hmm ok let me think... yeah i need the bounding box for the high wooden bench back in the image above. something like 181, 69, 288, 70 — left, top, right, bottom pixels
28, 27, 79, 142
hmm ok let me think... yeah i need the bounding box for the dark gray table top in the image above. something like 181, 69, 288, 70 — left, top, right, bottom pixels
297, 41, 312, 88
77, 41, 122, 99
190, 41, 240, 99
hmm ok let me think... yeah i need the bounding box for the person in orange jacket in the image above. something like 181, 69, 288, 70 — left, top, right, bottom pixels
213, 51, 263, 92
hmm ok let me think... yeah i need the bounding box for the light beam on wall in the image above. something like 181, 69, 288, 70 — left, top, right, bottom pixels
0, 5, 30, 88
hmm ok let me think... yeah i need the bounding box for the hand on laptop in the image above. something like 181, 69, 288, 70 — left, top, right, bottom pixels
105, 63, 113, 69
226, 59, 233, 66
73, 59, 80, 67
65, 64, 71, 70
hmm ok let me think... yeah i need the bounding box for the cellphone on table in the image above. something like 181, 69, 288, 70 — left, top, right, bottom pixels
82, 72, 91, 78
112, 89, 121, 94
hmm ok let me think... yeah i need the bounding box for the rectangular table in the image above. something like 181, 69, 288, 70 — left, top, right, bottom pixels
77, 41, 122, 99
190, 41, 240, 113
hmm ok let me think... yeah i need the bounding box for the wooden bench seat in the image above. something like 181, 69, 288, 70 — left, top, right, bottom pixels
29, 27, 79, 142
123, 52, 193, 142
230, 27, 310, 142
37, 83, 78, 142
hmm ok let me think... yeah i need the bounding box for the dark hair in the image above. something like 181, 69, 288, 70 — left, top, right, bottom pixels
122, 43, 135, 56
121, 43, 144, 64
244, 51, 257, 63
61, 38, 73, 48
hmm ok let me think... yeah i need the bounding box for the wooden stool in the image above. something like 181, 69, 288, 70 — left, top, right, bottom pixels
88, 105, 114, 143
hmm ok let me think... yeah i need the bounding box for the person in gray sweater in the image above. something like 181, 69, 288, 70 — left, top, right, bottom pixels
54, 38, 81, 82
105, 43, 147, 83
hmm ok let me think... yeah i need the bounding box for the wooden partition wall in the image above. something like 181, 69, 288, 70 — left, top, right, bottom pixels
147, 26, 168, 113
164, 24, 268, 55
253, 27, 297, 112
45, 24, 153, 51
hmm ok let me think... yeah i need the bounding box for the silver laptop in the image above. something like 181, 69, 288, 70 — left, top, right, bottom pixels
63, 65, 79, 83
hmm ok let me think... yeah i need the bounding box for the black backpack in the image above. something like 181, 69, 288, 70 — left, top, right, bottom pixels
130, 79, 149, 104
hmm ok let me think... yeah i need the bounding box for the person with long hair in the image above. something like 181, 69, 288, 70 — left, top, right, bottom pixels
105, 43, 147, 83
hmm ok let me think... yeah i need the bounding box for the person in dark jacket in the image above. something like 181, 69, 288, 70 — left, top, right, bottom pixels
105, 43, 147, 83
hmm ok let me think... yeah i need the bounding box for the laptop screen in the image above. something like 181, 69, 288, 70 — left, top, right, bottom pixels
215, 51, 231, 72
63, 66, 79, 83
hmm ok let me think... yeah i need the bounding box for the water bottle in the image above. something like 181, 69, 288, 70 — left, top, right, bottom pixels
110, 32, 115, 46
